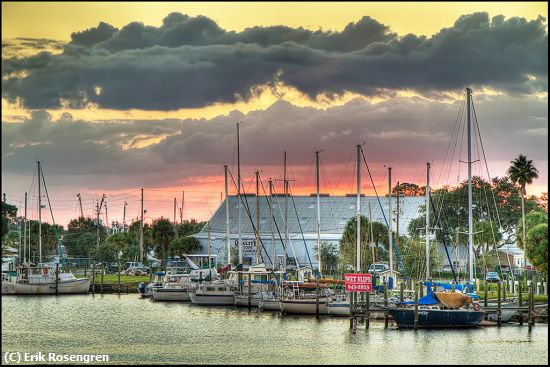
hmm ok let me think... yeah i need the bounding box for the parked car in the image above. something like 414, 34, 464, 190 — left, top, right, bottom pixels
485, 271, 500, 283
367, 263, 390, 275
123, 262, 150, 275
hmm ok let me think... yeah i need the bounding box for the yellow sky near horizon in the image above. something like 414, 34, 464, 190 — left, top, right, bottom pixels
2, 2, 547, 40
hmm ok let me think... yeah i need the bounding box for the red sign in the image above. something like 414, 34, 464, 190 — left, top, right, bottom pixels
344, 273, 372, 292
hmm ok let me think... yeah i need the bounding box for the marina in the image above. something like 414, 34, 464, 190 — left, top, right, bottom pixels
2, 295, 548, 365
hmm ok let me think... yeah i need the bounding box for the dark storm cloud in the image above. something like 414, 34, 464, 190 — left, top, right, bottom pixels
1, 12, 547, 110
2, 95, 547, 193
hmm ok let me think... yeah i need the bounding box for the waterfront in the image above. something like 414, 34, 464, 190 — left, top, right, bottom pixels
2, 295, 548, 364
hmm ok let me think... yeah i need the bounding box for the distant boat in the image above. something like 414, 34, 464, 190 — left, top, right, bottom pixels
188, 280, 235, 306
2, 162, 90, 295
233, 263, 276, 307
279, 281, 334, 315
152, 273, 192, 301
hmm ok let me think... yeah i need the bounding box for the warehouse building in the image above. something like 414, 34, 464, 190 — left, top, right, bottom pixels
192, 194, 470, 270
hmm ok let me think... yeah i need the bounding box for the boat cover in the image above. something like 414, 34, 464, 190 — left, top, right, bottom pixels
434, 292, 472, 309
402, 293, 439, 305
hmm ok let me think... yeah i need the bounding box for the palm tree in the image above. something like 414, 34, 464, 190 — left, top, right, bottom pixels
507, 154, 539, 255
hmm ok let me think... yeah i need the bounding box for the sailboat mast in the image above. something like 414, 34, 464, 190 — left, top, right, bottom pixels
284, 151, 289, 266
388, 166, 393, 275
356, 145, 361, 272
255, 170, 260, 265
315, 151, 321, 276
24, 192, 27, 264
466, 87, 474, 283
224, 165, 231, 266
237, 123, 242, 264
208, 221, 211, 275
38, 161, 42, 263
269, 178, 275, 269
426, 162, 431, 280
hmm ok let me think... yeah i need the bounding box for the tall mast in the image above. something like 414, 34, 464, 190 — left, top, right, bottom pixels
425, 162, 431, 280
237, 123, 242, 264
77, 193, 84, 218
316, 151, 322, 276
269, 178, 275, 269
139, 188, 144, 262
284, 151, 288, 264
369, 202, 375, 263
224, 165, 231, 266
173, 198, 177, 235
38, 161, 42, 263
105, 200, 108, 229
23, 192, 27, 264
388, 166, 393, 275
207, 221, 212, 275
466, 87, 474, 283
255, 170, 261, 265
356, 145, 361, 272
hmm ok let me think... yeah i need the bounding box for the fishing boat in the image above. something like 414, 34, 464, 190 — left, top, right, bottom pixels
188, 280, 236, 306
138, 271, 164, 298
233, 263, 276, 307
151, 273, 192, 301
2, 162, 90, 295
280, 281, 334, 315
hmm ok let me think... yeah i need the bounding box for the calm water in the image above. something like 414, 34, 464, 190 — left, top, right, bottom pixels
2, 295, 548, 365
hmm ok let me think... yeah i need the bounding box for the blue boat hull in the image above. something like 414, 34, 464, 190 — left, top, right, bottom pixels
390, 308, 484, 328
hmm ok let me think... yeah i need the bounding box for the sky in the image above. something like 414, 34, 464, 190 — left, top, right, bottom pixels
1, 2, 548, 227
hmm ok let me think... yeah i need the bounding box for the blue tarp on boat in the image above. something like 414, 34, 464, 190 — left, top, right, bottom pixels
402, 293, 439, 305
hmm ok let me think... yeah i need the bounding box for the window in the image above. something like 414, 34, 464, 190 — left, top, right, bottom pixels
207, 287, 216, 292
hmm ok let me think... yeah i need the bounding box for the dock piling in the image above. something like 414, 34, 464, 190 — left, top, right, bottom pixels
55, 263, 59, 295
91, 264, 96, 295
248, 275, 251, 310
484, 280, 488, 308
497, 281, 502, 327
383, 278, 388, 329
315, 276, 320, 319
101, 264, 105, 294
414, 287, 419, 330
400, 281, 404, 302
117, 259, 121, 295
365, 293, 370, 330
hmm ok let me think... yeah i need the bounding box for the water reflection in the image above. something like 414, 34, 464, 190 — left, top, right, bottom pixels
2, 295, 547, 365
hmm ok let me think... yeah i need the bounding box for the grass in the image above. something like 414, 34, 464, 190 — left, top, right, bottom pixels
476, 293, 548, 303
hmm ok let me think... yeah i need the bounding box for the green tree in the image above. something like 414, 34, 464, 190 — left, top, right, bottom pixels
339, 215, 388, 271
1, 201, 18, 240
401, 236, 441, 280
313, 241, 339, 275
26, 220, 65, 260
152, 217, 175, 264
170, 236, 201, 257
473, 220, 502, 253
507, 154, 539, 250
525, 223, 548, 273
63, 216, 107, 257
90, 242, 117, 264
3, 229, 20, 249
515, 211, 548, 249
393, 182, 425, 196
72, 232, 96, 258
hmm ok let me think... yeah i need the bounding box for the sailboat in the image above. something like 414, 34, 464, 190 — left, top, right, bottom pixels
390, 88, 485, 328
2, 162, 91, 295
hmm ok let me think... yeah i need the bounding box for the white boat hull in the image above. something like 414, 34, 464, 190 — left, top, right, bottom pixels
234, 294, 262, 307
259, 300, 281, 311
280, 297, 331, 315
2, 278, 90, 295
189, 292, 235, 306
152, 288, 190, 301
327, 301, 350, 316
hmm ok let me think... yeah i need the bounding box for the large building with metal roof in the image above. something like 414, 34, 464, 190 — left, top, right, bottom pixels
193, 194, 433, 268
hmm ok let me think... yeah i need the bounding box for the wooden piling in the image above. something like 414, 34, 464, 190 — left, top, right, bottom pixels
502, 279, 506, 301
315, 275, 320, 319
55, 263, 59, 295
400, 281, 404, 302
91, 264, 96, 295
518, 282, 524, 326
117, 259, 121, 295
414, 287, 419, 330
349, 292, 354, 330
383, 278, 388, 329
419, 281, 424, 298
484, 280, 488, 308
451, 280, 455, 292
528, 284, 534, 327
101, 264, 105, 294
365, 293, 370, 330
248, 274, 252, 310
497, 281, 502, 327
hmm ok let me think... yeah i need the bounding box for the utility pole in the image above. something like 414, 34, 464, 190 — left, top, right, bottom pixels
316, 151, 322, 276
237, 123, 242, 265
181, 190, 184, 224
105, 201, 109, 229
224, 165, 231, 266
24, 192, 27, 264
173, 198, 177, 236
96, 194, 106, 247
388, 166, 393, 276
466, 87, 474, 283
140, 188, 144, 263
255, 170, 261, 265
123, 201, 127, 233
38, 161, 42, 263
426, 162, 431, 279
356, 145, 361, 272
77, 193, 84, 218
